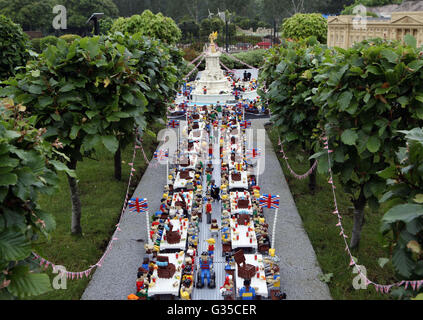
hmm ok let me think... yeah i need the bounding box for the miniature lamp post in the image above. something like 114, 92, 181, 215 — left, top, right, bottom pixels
258, 194, 280, 249
86, 13, 104, 35
168, 119, 180, 157
128, 198, 150, 244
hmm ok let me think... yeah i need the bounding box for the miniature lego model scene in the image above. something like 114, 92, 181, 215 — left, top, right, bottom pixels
128, 37, 284, 300
131, 102, 283, 300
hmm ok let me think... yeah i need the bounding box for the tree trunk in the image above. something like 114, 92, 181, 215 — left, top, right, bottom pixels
67, 158, 82, 235
114, 145, 122, 181
350, 187, 367, 249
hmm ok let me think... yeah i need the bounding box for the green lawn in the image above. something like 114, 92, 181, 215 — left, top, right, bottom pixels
267, 127, 397, 300
30, 122, 164, 300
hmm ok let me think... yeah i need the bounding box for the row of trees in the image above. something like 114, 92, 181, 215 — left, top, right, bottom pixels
1, 0, 360, 37
0, 13, 184, 298
0, 0, 119, 34
259, 36, 423, 293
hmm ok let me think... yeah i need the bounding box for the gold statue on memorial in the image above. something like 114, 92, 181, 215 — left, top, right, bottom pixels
209, 31, 218, 53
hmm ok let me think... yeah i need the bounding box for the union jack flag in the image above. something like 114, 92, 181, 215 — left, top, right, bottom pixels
258, 194, 280, 209
240, 120, 251, 129
247, 148, 261, 159
154, 149, 168, 161
167, 120, 180, 128
128, 198, 148, 213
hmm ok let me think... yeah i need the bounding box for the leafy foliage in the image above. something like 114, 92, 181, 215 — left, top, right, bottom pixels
220, 49, 267, 69
40, 36, 59, 50
200, 17, 230, 38
313, 38, 423, 214
0, 99, 71, 299
98, 17, 115, 35
0, 0, 118, 34
342, 0, 403, 15
178, 19, 200, 39
281, 13, 328, 44
379, 128, 423, 282
259, 37, 330, 148
0, 0, 55, 33
0, 15, 30, 80
1, 36, 149, 163
58, 34, 81, 44
107, 32, 182, 145
110, 10, 181, 45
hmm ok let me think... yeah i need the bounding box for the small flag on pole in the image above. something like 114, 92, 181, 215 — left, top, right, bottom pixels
247, 148, 261, 160
167, 120, 180, 128
128, 198, 148, 213
154, 149, 168, 161
240, 120, 251, 129
258, 194, 280, 209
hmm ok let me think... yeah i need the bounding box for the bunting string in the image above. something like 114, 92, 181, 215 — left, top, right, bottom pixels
220, 61, 233, 73
278, 135, 318, 180
323, 134, 423, 294
184, 54, 206, 80
221, 51, 257, 70
188, 52, 205, 66
31, 130, 145, 280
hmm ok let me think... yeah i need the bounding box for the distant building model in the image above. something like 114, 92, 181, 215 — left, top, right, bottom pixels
327, 12, 423, 49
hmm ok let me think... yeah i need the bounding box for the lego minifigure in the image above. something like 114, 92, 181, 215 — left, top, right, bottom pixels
197, 251, 214, 289
239, 279, 256, 300
220, 275, 234, 296
206, 238, 215, 258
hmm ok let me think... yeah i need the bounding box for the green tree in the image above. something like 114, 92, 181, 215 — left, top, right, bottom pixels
2, 37, 149, 235
313, 37, 423, 248
98, 16, 115, 35
0, 0, 119, 35
0, 99, 72, 299
0, 15, 30, 81
179, 19, 200, 39
62, 0, 119, 34
111, 10, 181, 45
108, 32, 183, 180
379, 128, 423, 289
281, 13, 328, 43
0, 0, 55, 33
200, 17, 225, 37
259, 37, 329, 192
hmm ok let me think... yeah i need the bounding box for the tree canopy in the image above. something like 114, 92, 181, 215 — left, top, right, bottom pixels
110, 10, 181, 45
281, 13, 328, 43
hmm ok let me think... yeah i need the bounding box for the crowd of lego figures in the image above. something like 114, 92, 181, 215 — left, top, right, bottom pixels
128, 104, 284, 300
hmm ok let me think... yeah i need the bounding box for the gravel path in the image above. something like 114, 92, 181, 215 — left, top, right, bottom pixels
82, 119, 332, 300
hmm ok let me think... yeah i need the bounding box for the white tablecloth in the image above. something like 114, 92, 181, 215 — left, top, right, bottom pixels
148, 253, 185, 297
160, 217, 189, 251
178, 154, 199, 171
235, 254, 268, 298
188, 129, 205, 142
174, 171, 195, 189
230, 218, 257, 250
169, 191, 193, 215
230, 191, 253, 215
229, 170, 248, 190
